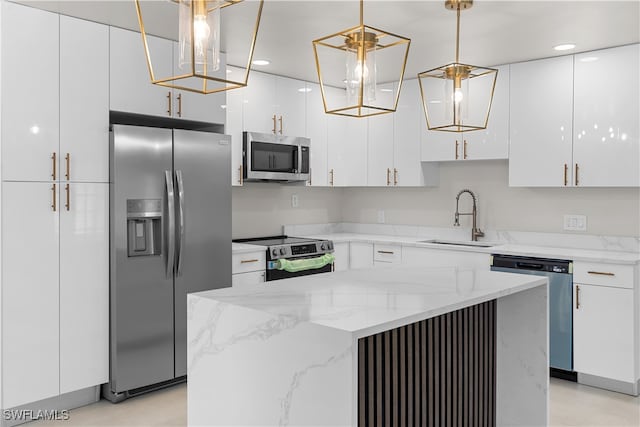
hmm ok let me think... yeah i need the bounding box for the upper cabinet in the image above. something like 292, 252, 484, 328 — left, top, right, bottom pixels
305, 82, 328, 186
421, 65, 510, 162
242, 72, 306, 137
509, 45, 639, 187
573, 44, 639, 187
110, 27, 226, 123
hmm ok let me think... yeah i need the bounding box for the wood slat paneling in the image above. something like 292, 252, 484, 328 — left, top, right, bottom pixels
358, 300, 497, 426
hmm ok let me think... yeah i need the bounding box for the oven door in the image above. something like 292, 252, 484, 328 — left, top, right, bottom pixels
266, 255, 333, 281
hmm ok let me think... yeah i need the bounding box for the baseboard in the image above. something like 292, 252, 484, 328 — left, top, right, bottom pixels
577, 373, 639, 396
1, 386, 100, 427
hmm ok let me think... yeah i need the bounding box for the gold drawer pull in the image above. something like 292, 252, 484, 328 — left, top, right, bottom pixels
377, 250, 394, 255
240, 259, 259, 264
575, 285, 580, 309
51, 152, 57, 181
587, 271, 615, 276
386, 168, 391, 186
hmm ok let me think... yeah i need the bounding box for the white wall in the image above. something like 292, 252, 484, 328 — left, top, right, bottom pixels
232, 183, 344, 238
232, 161, 640, 238
341, 161, 640, 237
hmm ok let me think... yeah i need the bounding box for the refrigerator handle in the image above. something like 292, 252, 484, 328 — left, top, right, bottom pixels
165, 170, 176, 278
175, 170, 186, 277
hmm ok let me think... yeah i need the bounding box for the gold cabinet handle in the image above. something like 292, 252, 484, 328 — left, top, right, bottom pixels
238, 165, 243, 185
240, 259, 259, 264
51, 152, 57, 181
455, 140, 459, 160
329, 169, 334, 186
386, 168, 391, 186
377, 250, 395, 255
394, 168, 398, 186
575, 285, 580, 309
587, 271, 615, 276
564, 163, 568, 186
308, 167, 312, 186
167, 91, 172, 116
51, 183, 57, 212
177, 93, 182, 118
65, 183, 70, 211
272, 114, 277, 134
65, 153, 70, 181
278, 116, 283, 134
575, 163, 579, 186
463, 140, 468, 159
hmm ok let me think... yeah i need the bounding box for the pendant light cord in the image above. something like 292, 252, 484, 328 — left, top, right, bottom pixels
455, 5, 461, 63
360, 0, 364, 26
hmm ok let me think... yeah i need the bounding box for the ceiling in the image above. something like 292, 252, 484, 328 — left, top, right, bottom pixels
15, 0, 640, 83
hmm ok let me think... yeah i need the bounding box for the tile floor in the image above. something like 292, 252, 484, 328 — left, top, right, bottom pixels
29, 378, 639, 426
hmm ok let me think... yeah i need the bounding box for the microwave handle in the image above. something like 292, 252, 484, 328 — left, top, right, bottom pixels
294, 147, 300, 172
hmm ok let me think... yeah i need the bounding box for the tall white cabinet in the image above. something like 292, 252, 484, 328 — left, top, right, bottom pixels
1, 3, 109, 409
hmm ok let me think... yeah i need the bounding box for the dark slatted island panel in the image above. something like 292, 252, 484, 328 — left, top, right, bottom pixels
358, 300, 497, 427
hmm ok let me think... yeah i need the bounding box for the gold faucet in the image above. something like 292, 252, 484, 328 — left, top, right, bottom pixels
454, 189, 484, 241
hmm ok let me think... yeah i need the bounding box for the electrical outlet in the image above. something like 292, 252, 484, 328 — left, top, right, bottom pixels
563, 214, 587, 231
377, 210, 385, 224
291, 194, 299, 208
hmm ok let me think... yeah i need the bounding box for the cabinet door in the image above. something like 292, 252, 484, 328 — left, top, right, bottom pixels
367, 84, 395, 186
306, 82, 328, 186
349, 242, 374, 270
60, 16, 109, 183
332, 242, 350, 272
226, 66, 246, 186
1, 2, 59, 182
59, 183, 109, 393
171, 46, 227, 124
421, 130, 458, 162
573, 45, 640, 187
242, 71, 276, 133
463, 65, 510, 160
275, 76, 306, 137
232, 271, 266, 288
573, 283, 634, 382
110, 27, 174, 117
2, 182, 60, 408
509, 56, 574, 186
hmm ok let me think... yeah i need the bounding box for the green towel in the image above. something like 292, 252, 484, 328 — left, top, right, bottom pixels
275, 253, 335, 273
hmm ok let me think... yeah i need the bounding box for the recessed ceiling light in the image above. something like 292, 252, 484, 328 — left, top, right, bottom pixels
580, 56, 599, 63
252, 59, 270, 66
554, 44, 576, 51
298, 87, 312, 93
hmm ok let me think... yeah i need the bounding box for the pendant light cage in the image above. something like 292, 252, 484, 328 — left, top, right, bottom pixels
312, 2, 411, 118
135, 0, 264, 94
417, 0, 497, 132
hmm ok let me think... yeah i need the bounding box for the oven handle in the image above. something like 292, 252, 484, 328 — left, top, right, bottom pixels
271, 253, 335, 273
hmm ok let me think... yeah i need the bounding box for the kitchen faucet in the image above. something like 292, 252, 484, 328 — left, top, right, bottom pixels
454, 189, 485, 241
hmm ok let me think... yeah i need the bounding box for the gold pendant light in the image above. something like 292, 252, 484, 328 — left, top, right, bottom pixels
135, 0, 264, 94
418, 0, 497, 132
312, 0, 411, 118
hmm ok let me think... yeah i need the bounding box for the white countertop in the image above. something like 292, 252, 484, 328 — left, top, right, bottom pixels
294, 232, 640, 265
231, 242, 265, 254
193, 266, 546, 338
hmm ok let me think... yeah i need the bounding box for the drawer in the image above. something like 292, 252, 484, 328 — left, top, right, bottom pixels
232, 251, 266, 274
373, 244, 401, 264
232, 270, 266, 288
573, 261, 634, 289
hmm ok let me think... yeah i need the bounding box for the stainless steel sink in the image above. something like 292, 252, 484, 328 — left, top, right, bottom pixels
418, 239, 495, 248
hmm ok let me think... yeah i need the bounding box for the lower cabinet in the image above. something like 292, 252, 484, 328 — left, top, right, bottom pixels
349, 242, 374, 270
332, 242, 350, 272
373, 243, 402, 267
232, 250, 266, 287
1, 181, 108, 408
232, 270, 266, 287
573, 283, 635, 383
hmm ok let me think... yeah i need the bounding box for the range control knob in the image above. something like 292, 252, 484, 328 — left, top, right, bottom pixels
272, 249, 278, 257
320, 243, 327, 251
279, 248, 286, 255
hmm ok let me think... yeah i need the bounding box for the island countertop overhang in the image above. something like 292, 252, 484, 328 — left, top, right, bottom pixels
191, 267, 547, 339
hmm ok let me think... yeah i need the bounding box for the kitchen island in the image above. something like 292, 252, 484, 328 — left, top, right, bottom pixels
188, 267, 548, 426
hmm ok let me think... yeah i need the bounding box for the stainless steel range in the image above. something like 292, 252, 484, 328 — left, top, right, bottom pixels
233, 235, 335, 281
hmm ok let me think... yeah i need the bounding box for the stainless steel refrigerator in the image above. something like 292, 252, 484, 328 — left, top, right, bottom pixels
105, 124, 231, 402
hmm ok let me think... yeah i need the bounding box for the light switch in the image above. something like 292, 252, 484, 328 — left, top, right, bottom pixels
291, 194, 299, 208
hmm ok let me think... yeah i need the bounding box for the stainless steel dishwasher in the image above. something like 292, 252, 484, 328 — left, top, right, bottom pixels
491, 254, 575, 379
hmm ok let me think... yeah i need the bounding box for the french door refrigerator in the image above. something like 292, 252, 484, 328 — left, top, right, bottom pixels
105, 124, 231, 402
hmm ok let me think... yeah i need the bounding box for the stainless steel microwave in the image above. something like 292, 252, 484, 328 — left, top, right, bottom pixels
243, 132, 310, 182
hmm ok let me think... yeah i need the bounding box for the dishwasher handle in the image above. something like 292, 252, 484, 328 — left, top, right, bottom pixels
515, 262, 545, 270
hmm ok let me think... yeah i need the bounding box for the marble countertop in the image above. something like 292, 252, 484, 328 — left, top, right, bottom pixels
294, 232, 640, 265
231, 242, 265, 254
193, 266, 546, 338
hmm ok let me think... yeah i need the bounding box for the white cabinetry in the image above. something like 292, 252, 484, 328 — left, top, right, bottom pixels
349, 242, 374, 269
110, 27, 225, 123
232, 251, 266, 287
373, 243, 402, 266
226, 66, 246, 186
327, 97, 368, 187
573, 44, 639, 187
306, 82, 328, 186
573, 262, 636, 386
402, 246, 490, 270
332, 242, 350, 272
367, 84, 395, 186
421, 65, 509, 162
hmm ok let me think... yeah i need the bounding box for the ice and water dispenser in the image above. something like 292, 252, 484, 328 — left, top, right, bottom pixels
127, 199, 162, 257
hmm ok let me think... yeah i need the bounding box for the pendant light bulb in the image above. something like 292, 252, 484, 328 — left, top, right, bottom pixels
179, 0, 220, 72
193, 14, 211, 57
